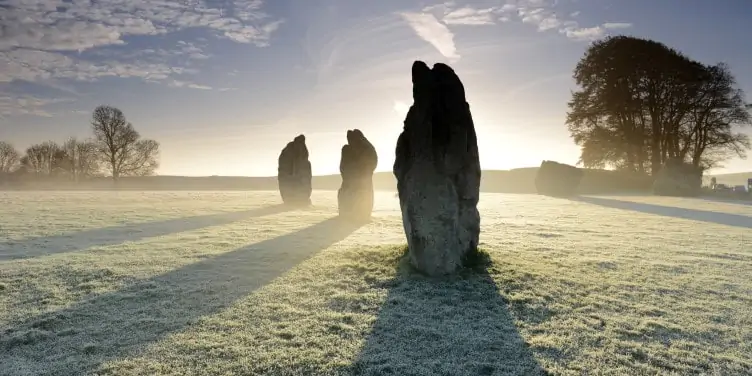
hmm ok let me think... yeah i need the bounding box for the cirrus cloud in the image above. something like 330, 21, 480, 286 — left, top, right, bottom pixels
399, 12, 461, 61
0, 94, 76, 118
0, 0, 282, 53
0, 0, 282, 116
499, 0, 633, 41
399, 1, 633, 60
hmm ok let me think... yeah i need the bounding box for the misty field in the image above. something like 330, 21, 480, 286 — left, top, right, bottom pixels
0, 191, 750, 376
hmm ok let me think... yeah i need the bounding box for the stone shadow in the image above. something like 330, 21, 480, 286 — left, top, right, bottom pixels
0, 204, 290, 260
351, 249, 549, 376
1, 216, 368, 375
573, 196, 752, 229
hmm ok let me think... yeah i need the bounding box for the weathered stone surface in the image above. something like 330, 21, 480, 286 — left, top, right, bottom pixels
653, 158, 703, 197
338, 129, 378, 220
535, 160, 584, 197
393, 61, 481, 277
277, 134, 312, 206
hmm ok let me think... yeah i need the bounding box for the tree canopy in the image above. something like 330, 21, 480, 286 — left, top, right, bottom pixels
566, 35, 751, 175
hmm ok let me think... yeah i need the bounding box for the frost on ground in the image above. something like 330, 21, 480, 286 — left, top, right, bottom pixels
0, 191, 750, 375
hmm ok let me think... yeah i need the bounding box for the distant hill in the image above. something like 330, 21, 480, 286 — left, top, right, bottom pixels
0, 166, 657, 194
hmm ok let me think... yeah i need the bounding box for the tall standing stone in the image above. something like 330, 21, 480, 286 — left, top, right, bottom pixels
338, 129, 378, 220
393, 61, 481, 276
277, 134, 312, 206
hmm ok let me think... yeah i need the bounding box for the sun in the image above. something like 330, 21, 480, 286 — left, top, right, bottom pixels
393, 100, 410, 118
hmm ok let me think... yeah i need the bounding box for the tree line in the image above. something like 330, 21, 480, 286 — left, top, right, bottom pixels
0, 105, 159, 183
3, 35, 751, 185
567, 35, 752, 176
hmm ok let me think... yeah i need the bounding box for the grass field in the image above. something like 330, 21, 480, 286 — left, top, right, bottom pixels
1, 191, 751, 375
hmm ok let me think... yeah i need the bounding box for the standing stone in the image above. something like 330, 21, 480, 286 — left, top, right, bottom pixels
277, 134, 312, 206
393, 61, 481, 277
338, 129, 378, 220
535, 160, 584, 197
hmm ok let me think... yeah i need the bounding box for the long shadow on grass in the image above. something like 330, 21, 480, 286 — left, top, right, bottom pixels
352, 249, 549, 376
574, 196, 752, 229
0, 204, 290, 260
0, 216, 367, 375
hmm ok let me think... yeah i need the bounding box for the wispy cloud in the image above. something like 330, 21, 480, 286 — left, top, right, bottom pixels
0, 95, 75, 119
519, 8, 562, 31
563, 26, 605, 40
399, 1, 633, 59
399, 12, 460, 61
603, 22, 634, 29
442, 7, 499, 26
167, 80, 213, 90
0, 0, 282, 53
399, 3, 503, 60
0, 0, 282, 117
494, 0, 633, 41
0, 49, 197, 84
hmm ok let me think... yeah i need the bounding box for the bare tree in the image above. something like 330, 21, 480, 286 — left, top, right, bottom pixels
61, 138, 77, 178
0, 141, 21, 173
21, 144, 44, 174
91, 105, 160, 181
62, 137, 101, 181
20, 141, 63, 175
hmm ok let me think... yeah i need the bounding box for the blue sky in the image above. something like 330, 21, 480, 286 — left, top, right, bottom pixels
1, 0, 751, 176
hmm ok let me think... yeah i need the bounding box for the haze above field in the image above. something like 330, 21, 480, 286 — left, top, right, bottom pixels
1, 0, 751, 176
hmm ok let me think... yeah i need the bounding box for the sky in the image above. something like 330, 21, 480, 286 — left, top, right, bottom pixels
1, 0, 751, 177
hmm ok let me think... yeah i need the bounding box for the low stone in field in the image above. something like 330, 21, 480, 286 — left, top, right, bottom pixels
535, 160, 584, 197
277, 134, 312, 206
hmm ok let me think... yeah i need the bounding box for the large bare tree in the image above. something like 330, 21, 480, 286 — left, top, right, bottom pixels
0, 141, 21, 173
91, 105, 160, 181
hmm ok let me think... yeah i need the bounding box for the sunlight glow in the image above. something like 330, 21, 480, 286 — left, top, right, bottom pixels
393, 100, 410, 118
